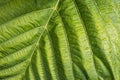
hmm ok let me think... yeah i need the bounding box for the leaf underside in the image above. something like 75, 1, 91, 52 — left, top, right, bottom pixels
0, 0, 120, 80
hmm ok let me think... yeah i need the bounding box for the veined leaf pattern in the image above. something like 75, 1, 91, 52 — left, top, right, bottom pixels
0, 0, 120, 80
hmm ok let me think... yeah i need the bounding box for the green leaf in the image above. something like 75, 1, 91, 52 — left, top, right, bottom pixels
0, 0, 120, 80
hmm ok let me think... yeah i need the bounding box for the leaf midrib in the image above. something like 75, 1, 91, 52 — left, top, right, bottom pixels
23, 0, 60, 78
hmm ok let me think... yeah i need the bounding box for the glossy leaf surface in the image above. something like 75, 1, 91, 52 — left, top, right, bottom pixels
0, 0, 120, 80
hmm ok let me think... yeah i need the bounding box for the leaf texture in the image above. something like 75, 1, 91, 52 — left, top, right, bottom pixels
0, 0, 120, 80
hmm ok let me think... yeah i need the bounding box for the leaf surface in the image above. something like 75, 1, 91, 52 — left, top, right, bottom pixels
0, 0, 120, 80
